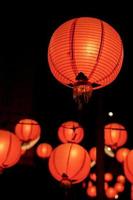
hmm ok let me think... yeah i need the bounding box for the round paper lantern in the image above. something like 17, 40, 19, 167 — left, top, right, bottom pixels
49, 143, 91, 186
116, 148, 129, 163
0, 130, 21, 168
58, 121, 84, 143
104, 123, 127, 149
115, 182, 125, 193
117, 175, 126, 184
15, 119, 41, 142
104, 173, 113, 182
86, 185, 97, 197
36, 143, 53, 159
124, 150, 133, 184
106, 187, 117, 199
48, 17, 123, 106
89, 147, 96, 161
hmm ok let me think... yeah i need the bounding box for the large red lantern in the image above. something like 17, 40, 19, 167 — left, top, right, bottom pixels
48, 17, 123, 107
58, 121, 84, 143
124, 150, 133, 200
49, 143, 91, 187
36, 143, 53, 159
0, 130, 21, 168
116, 148, 129, 163
104, 123, 127, 149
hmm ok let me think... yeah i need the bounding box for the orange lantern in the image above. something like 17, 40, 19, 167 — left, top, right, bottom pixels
116, 148, 129, 163
58, 121, 84, 143
48, 17, 123, 107
0, 130, 21, 168
104, 123, 127, 149
90, 173, 97, 182
124, 150, 133, 184
49, 143, 91, 187
15, 119, 41, 142
104, 173, 113, 182
106, 187, 117, 199
114, 182, 125, 193
117, 175, 126, 184
86, 185, 97, 197
36, 143, 53, 159
89, 147, 96, 161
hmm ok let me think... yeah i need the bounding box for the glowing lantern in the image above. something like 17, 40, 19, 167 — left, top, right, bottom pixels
104, 123, 127, 149
89, 147, 96, 161
0, 130, 21, 168
124, 150, 133, 184
106, 187, 117, 199
90, 173, 97, 181
116, 148, 129, 163
86, 185, 97, 197
36, 143, 53, 159
114, 182, 125, 193
117, 175, 126, 184
48, 17, 123, 107
15, 119, 41, 142
58, 121, 84, 143
49, 143, 91, 187
104, 182, 109, 191
104, 173, 113, 182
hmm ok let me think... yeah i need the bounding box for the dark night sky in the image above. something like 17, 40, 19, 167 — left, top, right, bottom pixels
0, 6, 132, 200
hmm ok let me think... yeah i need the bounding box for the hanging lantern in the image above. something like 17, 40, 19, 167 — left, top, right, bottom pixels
89, 147, 96, 161
0, 130, 21, 168
48, 17, 123, 108
114, 182, 125, 193
58, 121, 84, 143
106, 187, 117, 199
48, 143, 91, 187
104, 173, 113, 182
86, 185, 97, 197
36, 143, 53, 159
104, 123, 127, 149
90, 173, 97, 181
117, 175, 126, 184
124, 150, 133, 184
116, 148, 129, 163
15, 119, 41, 150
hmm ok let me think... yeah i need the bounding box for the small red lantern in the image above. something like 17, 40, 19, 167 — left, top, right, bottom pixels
104, 123, 127, 149
36, 143, 53, 159
114, 182, 125, 193
86, 185, 97, 197
49, 143, 91, 187
117, 175, 126, 184
58, 121, 84, 143
106, 187, 117, 199
89, 147, 96, 161
0, 130, 21, 168
15, 119, 41, 142
104, 173, 113, 182
48, 17, 123, 107
116, 148, 129, 163
90, 173, 97, 181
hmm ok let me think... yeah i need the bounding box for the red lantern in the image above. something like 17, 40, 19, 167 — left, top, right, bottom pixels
114, 182, 125, 193
116, 148, 129, 163
104, 173, 113, 182
106, 187, 117, 199
48, 17, 123, 106
49, 143, 91, 186
117, 175, 126, 184
58, 121, 84, 143
104, 123, 127, 149
15, 119, 41, 142
90, 173, 97, 181
86, 185, 97, 197
0, 130, 21, 168
124, 150, 133, 184
89, 147, 96, 161
36, 143, 53, 159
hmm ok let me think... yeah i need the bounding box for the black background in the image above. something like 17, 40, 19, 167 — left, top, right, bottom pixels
0, 5, 132, 200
